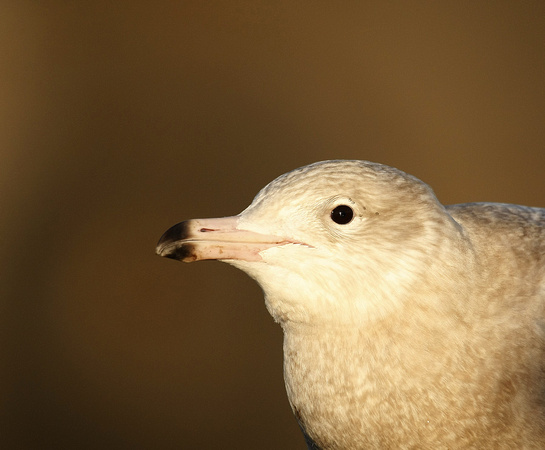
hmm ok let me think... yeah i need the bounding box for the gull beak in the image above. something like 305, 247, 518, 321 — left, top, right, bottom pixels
156, 216, 290, 262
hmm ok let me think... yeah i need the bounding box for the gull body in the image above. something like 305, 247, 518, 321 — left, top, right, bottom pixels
157, 160, 545, 448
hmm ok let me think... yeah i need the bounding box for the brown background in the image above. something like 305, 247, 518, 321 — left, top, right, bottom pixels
2, 2, 545, 449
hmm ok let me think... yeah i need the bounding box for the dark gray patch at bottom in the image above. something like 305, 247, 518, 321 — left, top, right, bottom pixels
301, 427, 321, 450
292, 406, 321, 449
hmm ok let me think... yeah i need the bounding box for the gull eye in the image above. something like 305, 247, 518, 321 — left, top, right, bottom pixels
330, 205, 354, 224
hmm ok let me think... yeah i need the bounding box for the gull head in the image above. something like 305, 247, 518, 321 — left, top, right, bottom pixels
157, 160, 459, 326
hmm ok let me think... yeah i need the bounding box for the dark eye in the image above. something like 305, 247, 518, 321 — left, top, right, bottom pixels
331, 205, 354, 224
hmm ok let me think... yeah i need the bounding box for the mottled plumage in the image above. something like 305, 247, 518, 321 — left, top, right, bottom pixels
157, 160, 545, 448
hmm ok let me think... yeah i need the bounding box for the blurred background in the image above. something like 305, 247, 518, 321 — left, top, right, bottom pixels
2, 1, 544, 448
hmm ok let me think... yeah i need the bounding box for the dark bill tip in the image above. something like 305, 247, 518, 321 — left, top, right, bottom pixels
156, 221, 191, 259
160, 243, 198, 262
